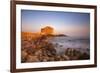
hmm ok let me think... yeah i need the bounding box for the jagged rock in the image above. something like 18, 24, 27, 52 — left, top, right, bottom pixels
34, 49, 43, 56
54, 55, 61, 61
65, 48, 90, 60
45, 43, 56, 56
42, 56, 50, 62
78, 52, 90, 60
49, 57, 55, 61
61, 54, 70, 60
21, 50, 28, 63
21, 50, 28, 58
26, 48, 36, 55
26, 55, 40, 62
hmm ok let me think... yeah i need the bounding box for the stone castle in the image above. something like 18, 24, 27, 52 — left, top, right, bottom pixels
41, 26, 54, 35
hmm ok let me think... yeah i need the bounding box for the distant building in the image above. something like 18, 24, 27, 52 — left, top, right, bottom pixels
41, 26, 54, 35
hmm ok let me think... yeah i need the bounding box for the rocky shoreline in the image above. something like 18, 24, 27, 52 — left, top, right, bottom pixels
21, 35, 90, 63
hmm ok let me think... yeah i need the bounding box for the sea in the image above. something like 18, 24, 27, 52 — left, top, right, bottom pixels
48, 36, 90, 55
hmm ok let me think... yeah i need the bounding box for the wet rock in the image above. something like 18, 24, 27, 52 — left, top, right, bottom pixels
78, 52, 90, 60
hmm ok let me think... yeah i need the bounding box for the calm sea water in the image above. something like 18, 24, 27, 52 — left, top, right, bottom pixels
48, 36, 90, 54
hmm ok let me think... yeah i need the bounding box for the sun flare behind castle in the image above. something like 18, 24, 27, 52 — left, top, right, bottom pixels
41, 26, 54, 35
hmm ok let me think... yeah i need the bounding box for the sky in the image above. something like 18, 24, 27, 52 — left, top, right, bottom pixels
21, 10, 90, 38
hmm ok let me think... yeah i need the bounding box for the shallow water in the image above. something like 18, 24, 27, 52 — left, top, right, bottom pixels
48, 36, 90, 54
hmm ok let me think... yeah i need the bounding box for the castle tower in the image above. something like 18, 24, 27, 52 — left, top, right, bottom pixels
41, 26, 54, 35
